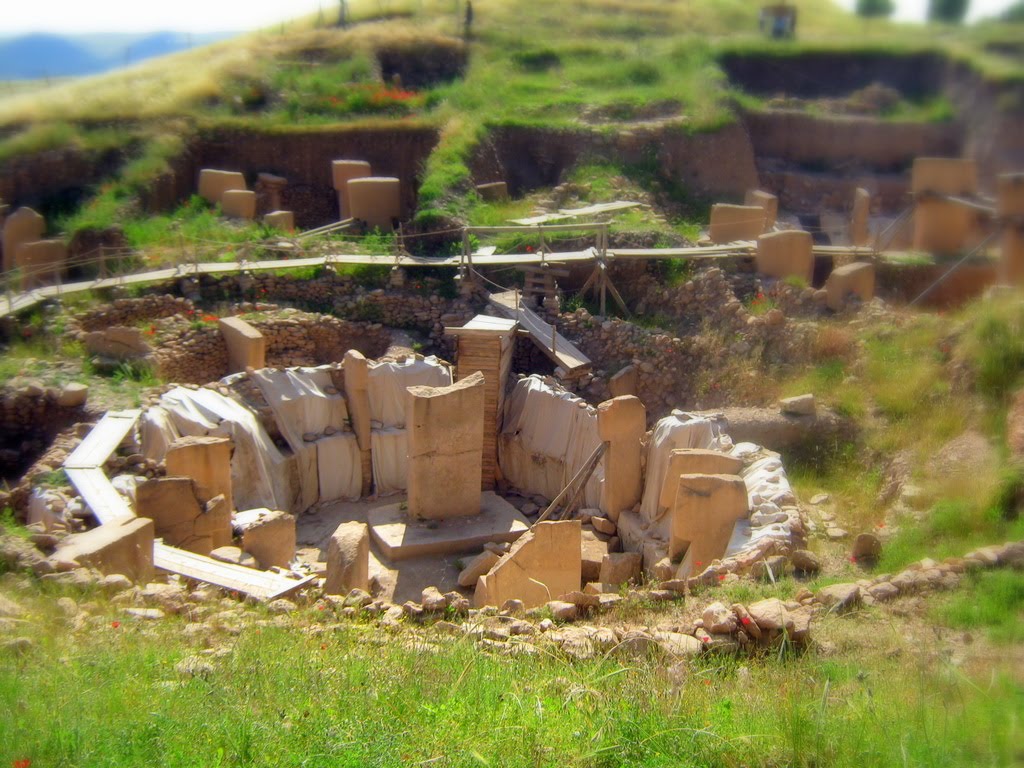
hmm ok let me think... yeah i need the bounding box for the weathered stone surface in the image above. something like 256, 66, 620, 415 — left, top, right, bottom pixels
198, 169, 246, 204
546, 600, 578, 622
597, 396, 646, 521
263, 210, 295, 232
218, 317, 266, 374
235, 508, 296, 569
703, 601, 738, 634
407, 372, 485, 520
3, 206, 45, 273
746, 598, 793, 633
221, 190, 257, 220
671, 473, 748, 578
324, 521, 369, 595
348, 176, 401, 230
598, 552, 642, 586
852, 532, 882, 562
744, 189, 778, 230
655, 631, 703, 658
475, 521, 581, 609
16, 239, 67, 289
84, 326, 153, 361
581, 529, 610, 583
165, 436, 233, 547
756, 229, 813, 283
136, 477, 214, 555
421, 586, 447, 613
51, 517, 154, 582
826, 262, 875, 312
331, 160, 372, 218
710, 204, 766, 244
779, 394, 815, 416
57, 383, 89, 408
791, 549, 821, 574
817, 583, 861, 613
458, 549, 501, 588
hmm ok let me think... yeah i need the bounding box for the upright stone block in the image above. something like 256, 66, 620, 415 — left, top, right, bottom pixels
474, 520, 581, 608
2, 206, 45, 273
850, 187, 871, 247
476, 181, 509, 202
406, 371, 485, 520
670, 473, 748, 578
597, 395, 646, 522
1000, 173, 1024, 285
198, 169, 246, 204
826, 262, 875, 311
756, 230, 814, 284
348, 177, 401, 231
657, 449, 743, 517
235, 508, 296, 569
912, 157, 978, 255
165, 436, 234, 547
136, 477, 215, 555
218, 316, 266, 373
221, 190, 257, 220
52, 517, 154, 583
608, 365, 638, 398
332, 159, 372, 219
255, 172, 288, 214
15, 239, 67, 289
709, 204, 766, 244
263, 210, 295, 232
744, 189, 778, 230
324, 521, 369, 595
911, 157, 978, 197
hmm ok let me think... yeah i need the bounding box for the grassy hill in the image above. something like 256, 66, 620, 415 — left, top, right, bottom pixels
0, 0, 1022, 242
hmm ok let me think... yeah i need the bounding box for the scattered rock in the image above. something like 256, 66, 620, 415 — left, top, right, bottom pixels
825, 527, 849, 541
852, 533, 882, 562
268, 599, 297, 614
546, 601, 578, 622
421, 586, 447, 613
791, 549, 821, 575
702, 601, 738, 634
590, 516, 617, 535
817, 583, 861, 614
780, 394, 815, 416
810, 494, 830, 505
125, 607, 165, 620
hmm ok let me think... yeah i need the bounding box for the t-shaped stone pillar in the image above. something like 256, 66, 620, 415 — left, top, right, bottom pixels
406, 371, 485, 520
165, 435, 234, 548
670, 473, 749, 579
343, 350, 373, 497
597, 395, 646, 522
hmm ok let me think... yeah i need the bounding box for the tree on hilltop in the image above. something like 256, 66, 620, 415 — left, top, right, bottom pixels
856, 0, 895, 19
928, 0, 970, 23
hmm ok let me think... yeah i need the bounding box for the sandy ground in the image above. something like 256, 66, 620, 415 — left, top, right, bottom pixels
295, 493, 470, 604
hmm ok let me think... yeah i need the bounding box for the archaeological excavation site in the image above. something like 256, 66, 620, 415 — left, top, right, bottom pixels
1, 0, 1024, 765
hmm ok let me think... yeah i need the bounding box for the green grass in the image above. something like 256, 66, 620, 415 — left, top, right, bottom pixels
933, 569, 1024, 644
0, 585, 1020, 768
880, 498, 1024, 572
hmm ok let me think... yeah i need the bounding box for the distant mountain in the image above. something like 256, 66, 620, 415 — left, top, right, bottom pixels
0, 30, 236, 81
0, 33, 101, 79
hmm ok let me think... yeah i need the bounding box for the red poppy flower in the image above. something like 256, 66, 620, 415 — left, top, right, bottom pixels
12, 759, 31, 768
320, 643, 327, 650
111, 621, 120, 629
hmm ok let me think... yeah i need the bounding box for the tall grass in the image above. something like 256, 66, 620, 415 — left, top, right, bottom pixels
0, 587, 1019, 768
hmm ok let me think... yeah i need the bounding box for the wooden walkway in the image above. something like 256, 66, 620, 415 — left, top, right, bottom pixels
1, 241, 875, 320
62, 410, 312, 600
488, 291, 591, 376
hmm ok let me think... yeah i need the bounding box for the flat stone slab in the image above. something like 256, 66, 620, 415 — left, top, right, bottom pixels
368, 492, 529, 561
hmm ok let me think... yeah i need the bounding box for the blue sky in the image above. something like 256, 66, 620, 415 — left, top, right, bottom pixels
0, 0, 1017, 34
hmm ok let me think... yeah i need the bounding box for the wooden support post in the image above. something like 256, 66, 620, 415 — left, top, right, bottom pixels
599, 262, 607, 316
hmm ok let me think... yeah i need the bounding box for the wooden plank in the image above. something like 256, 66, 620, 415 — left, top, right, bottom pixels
488, 291, 590, 374
154, 543, 315, 601
65, 410, 141, 469
65, 467, 134, 524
